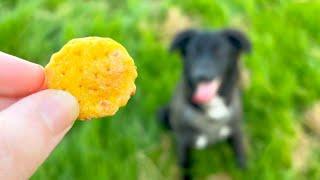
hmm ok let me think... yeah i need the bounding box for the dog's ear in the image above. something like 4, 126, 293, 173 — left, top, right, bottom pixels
222, 29, 251, 53
170, 29, 197, 56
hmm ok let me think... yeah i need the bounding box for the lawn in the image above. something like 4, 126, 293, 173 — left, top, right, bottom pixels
1, 0, 320, 179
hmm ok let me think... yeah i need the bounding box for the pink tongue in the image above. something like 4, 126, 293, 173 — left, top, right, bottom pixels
192, 80, 220, 104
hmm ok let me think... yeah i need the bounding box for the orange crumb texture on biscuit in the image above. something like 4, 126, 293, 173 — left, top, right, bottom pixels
45, 37, 137, 120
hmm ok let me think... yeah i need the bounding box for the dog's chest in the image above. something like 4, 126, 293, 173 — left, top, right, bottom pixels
204, 96, 231, 120
195, 96, 232, 149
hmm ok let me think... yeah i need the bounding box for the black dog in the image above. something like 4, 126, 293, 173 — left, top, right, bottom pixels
158, 29, 251, 179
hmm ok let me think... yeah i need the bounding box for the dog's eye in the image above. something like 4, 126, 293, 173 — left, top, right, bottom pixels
212, 45, 220, 54
211, 40, 229, 56
212, 44, 219, 50
214, 46, 228, 57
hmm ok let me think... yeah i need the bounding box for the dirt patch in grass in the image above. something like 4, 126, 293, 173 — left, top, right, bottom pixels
240, 65, 251, 90
206, 172, 232, 180
160, 7, 198, 43
304, 102, 320, 135
292, 129, 311, 171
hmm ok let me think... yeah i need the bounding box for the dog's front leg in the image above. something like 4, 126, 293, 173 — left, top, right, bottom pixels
228, 122, 246, 168
177, 140, 192, 180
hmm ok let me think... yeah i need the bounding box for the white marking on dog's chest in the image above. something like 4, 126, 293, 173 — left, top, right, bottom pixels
195, 135, 208, 149
205, 96, 231, 120
219, 126, 231, 138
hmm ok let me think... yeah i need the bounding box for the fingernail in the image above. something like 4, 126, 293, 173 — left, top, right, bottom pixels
39, 90, 79, 134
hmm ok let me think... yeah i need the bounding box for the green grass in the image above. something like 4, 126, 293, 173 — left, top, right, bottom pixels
1, 0, 320, 179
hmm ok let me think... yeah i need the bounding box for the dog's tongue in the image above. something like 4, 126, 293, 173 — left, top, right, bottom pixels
192, 80, 220, 104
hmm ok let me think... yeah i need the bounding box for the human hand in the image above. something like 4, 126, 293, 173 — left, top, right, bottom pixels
0, 52, 79, 179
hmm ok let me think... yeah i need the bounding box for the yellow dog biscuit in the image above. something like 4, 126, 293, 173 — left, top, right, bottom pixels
45, 37, 137, 120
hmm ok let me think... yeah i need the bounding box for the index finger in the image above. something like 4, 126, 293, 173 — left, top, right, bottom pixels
0, 51, 45, 97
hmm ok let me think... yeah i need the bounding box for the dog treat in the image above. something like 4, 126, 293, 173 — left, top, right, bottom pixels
45, 37, 137, 120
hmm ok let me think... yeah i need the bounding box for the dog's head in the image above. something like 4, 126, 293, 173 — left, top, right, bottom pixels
170, 29, 251, 105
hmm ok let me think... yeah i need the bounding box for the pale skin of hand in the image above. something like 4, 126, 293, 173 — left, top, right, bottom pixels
0, 52, 79, 179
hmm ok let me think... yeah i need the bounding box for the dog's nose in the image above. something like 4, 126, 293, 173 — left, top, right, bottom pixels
192, 68, 213, 82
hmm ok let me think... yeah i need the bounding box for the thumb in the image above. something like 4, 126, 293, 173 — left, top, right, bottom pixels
0, 90, 79, 179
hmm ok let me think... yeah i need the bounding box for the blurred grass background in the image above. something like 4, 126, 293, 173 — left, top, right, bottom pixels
1, 0, 320, 179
